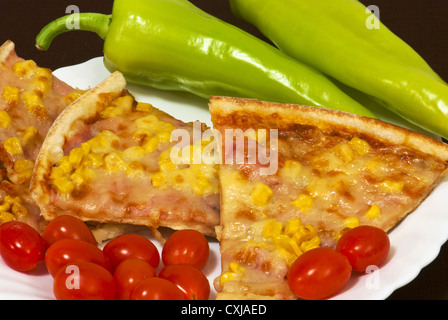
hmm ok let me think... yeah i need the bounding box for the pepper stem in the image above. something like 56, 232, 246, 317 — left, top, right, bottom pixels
35, 13, 112, 51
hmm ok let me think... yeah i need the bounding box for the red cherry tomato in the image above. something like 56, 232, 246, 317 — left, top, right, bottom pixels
53, 261, 116, 300
130, 277, 185, 300
336, 225, 390, 272
162, 229, 209, 270
113, 258, 157, 300
102, 233, 160, 270
42, 215, 97, 246
45, 238, 110, 277
0, 221, 47, 272
287, 247, 352, 300
159, 264, 210, 300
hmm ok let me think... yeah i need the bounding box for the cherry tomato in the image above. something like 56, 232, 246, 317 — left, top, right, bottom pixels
53, 261, 116, 300
102, 233, 160, 270
287, 247, 352, 300
42, 215, 97, 246
45, 238, 110, 277
0, 221, 47, 272
336, 225, 390, 272
159, 264, 210, 300
113, 258, 157, 300
162, 229, 209, 270
130, 277, 185, 300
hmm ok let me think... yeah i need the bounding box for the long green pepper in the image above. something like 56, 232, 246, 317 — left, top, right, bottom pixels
35, 0, 376, 118
230, 0, 448, 139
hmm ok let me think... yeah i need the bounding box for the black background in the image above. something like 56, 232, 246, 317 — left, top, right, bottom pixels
1, 0, 448, 299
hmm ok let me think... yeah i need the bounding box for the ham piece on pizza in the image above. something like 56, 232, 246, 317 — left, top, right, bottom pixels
210, 96, 448, 299
30, 72, 220, 238
0, 40, 79, 229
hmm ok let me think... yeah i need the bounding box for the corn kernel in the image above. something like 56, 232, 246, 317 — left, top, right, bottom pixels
123, 146, 146, 161
21, 90, 47, 117
251, 182, 273, 206
349, 137, 371, 155
14, 159, 34, 173
13, 60, 37, 78
69, 148, 85, 169
159, 158, 177, 172
193, 178, 212, 196
380, 180, 404, 193
3, 196, 21, 206
22, 126, 39, 144
300, 235, 321, 252
113, 95, 133, 113
365, 204, 381, 219
86, 153, 103, 168
151, 172, 166, 187
11, 202, 28, 218
156, 131, 171, 144
2, 86, 20, 105
58, 156, 72, 174
0, 203, 10, 212
344, 216, 360, 229
280, 160, 302, 180
70, 172, 85, 187
0, 212, 15, 223
291, 194, 313, 213
142, 136, 159, 153
103, 152, 127, 172
53, 176, 75, 194
284, 217, 303, 237
50, 166, 65, 180
32, 68, 53, 94
4, 137, 23, 155
64, 90, 85, 105
0, 110, 11, 128
220, 262, 245, 287
86, 130, 120, 154
337, 143, 355, 162
136, 102, 153, 112
262, 219, 283, 239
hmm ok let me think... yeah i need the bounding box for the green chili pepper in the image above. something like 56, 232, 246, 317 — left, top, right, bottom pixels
229, 0, 448, 139
35, 0, 376, 118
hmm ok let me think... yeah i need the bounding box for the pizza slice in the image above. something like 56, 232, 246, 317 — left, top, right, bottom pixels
0, 40, 79, 229
210, 96, 448, 299
30, 72, 220, 238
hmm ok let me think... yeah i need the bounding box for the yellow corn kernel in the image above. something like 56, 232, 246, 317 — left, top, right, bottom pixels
22, 126, 39, 144
21, 91, 46, 117
0, 110, 11, 128
280, 160, 302, 180
11, 202, 28, 218
275, 246, 298, 267
86, 130, 120, 154
380, 180, 404, 193
0, 212, 15, 223
291, 194, 313, 213
53, 176, 75, 194
275, 234, 302, 257
81, 142, 91, 155
13, 159, 34, 173
151, 172, 166, 187
3, 196, 21, 206
344, 216, 360, 229
69, 148, 85, 169
251, 182, 273, 206
262, 219, 283, 239
300, 235, 321, 252
70, 172, 85, 187
50, 166, 65, 180
32, 68, 52, 94
156, 131, 171, 144
13, 60, 37, 78
123, 146, 146, 161
4, 137, 23, 155
365, 204, 381, 220
0, 203, 10, 212
284, 217, 303, 237
136, 102, 153, 112
193, 178, 212, 196
349, 137, 371, 155
103, 152, 127, 172
142, 136, 159, 153
337, 143, 355, 162
220, 262, 245, 286
58, 156, 73, 174
2, 86, 20, 105
64, 90, 85, 105
86, 153, 103, 168
158, 158, 177, 172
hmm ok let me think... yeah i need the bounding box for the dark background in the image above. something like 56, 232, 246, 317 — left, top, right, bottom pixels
1, 0, 448, 299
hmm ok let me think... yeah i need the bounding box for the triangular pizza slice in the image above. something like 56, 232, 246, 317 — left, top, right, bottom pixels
31, 72, 220, 238
0, 40, 79, 229
210, 96, 448, 299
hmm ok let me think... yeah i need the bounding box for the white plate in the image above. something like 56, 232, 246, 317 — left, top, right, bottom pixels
0, 57, 446, 300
